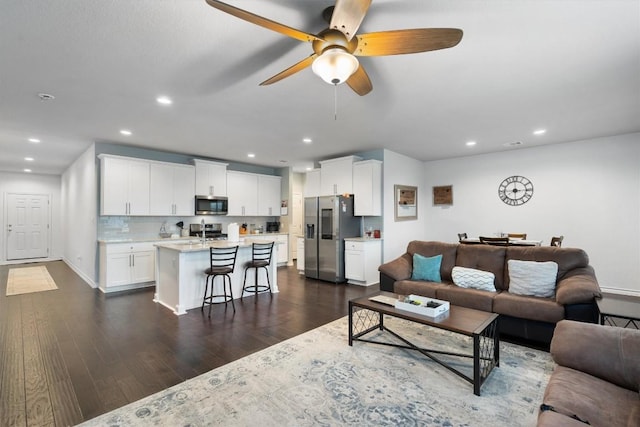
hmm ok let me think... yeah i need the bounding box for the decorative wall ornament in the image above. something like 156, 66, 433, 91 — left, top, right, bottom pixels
433, 185, 453, 205
395, 185, 417, 221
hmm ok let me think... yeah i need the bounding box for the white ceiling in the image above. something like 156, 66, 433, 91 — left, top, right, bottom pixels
1, 0, 639, 175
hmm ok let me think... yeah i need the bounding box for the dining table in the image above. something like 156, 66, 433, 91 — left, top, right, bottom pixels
460, 238, 543, 246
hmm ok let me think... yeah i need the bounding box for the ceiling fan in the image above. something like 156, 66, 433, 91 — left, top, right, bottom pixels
205, 0, 463, 96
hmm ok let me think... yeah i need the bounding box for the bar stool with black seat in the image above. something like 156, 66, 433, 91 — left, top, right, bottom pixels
202, 245, 239, 316
242, 241, 274, 299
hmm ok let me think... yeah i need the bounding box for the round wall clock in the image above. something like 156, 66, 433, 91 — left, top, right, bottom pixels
498, 175, 534, 206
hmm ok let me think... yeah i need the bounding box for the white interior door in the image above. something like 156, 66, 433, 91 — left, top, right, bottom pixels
6, 193, 50, 260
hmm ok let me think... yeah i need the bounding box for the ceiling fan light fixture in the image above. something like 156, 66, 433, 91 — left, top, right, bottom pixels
312, 47, 359, 85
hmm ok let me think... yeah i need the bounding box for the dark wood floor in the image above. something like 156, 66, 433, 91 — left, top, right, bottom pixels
0, 261, 375, 426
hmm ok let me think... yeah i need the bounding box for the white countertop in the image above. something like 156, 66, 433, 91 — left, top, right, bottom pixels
344, 237, 383, 242
98, 232, 289, 244
155, 237, 279, 253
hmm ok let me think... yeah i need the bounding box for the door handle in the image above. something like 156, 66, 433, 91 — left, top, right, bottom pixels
7, 224, 12, 232
131, 254, 135, 267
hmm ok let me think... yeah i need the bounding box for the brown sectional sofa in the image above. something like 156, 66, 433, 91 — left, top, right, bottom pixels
538, 320, 640, 426
378, 241, 602, 344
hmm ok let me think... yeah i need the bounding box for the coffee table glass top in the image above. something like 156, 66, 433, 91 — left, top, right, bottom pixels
353, 291, 498, 337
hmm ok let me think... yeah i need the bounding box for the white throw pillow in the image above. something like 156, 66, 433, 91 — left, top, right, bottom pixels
451, 266, 496, 292
508, 260, 559, 298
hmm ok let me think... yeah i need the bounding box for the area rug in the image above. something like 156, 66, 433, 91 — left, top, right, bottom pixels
80, 315, 554, 426
6, 265, 58, 296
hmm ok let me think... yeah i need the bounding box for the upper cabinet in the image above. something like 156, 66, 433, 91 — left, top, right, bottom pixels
319, 155, 362, 196
194, 159, 228, 196
258, 175, 281, 216
353, 160, 382, 216
304, 169, 321, 198
149, 163, 195, 216
100, 155, 150, 216
227, 171, 281, 216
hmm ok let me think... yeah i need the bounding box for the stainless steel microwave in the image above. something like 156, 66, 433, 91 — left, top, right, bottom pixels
195, 195, 228, 215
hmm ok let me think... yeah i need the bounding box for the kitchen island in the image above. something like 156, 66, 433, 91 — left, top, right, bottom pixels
154, 238, 279, 315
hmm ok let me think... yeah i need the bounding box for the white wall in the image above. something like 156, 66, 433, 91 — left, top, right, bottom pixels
0, 172, 62, 263
61, 144, 98, 286
382, 149, 429, 262
422, 132, 640, 295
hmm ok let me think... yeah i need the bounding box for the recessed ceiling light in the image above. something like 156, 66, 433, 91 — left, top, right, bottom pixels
306, 167, 313, 171
303, 138, 312, 144
24, 157, 34, 161
28, 138, 41, 143
247, 153, 255, 158
37, 93, 55, 101
533, 129, 546, 135
24, 168, 32, 173
156, 96, 172, 105
465, 141, 477, 147
120, 129, 132, 136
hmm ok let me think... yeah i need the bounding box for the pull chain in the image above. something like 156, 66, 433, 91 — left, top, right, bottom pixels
334, 83, 338, 121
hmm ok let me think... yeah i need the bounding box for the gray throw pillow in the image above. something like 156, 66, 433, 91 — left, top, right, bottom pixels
508, 260, 558, 298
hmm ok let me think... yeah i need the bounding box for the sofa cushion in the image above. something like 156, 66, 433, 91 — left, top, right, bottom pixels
435, 286, 495, 312
506, 246, 589, 282
541, 366, 640, 427
537, 409, 590, 427
455, 244, 507, 290
451, 266, 496, 292
493, 292, 564, 323
411, 253, 442, 282
551, 320, 640, 391
507, 260, 558, 298
394, 280, 448, 298
406, 241, 458, 283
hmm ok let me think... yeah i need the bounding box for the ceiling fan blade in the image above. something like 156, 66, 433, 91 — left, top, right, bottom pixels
346, 64, 373, 96
259, 54, 318, 86
355, 28, 463, 56
205, 0, 324, 43
330, 0, 372, 41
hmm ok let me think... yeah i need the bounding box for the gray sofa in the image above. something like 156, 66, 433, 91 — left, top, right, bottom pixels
538, 320, 640, 426
378, 241, 602, 344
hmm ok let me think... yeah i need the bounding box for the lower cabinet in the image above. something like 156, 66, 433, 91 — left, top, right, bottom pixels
99, 242, 155, 291
272, 234, 289, 265
296, 237, 304, 273
345, 239, 382, 286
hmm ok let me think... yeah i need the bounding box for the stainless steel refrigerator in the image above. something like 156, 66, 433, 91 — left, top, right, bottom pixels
304, 195, 361, 283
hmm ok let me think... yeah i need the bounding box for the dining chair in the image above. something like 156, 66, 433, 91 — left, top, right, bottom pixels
479, 236, 510, 246
508, 233, 527, 239
457, 232, 468, 242
550, 236, 564, 247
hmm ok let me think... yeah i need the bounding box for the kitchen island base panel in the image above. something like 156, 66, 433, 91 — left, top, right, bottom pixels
154, 242, 278, 316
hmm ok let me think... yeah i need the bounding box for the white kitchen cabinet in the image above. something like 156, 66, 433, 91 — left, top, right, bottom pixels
99, 242, 155, 291
149, 163, 195, 216
227, 171, 258, 216
296, 237, 304, 272
304, 169, 321, 197
272, 234, 289, 265
353, 160, 382, 216
345, 238, 382, 286
319, 155, 362, 196
258, 175, 282, 216
100, 155, 150, 216
227, 171, 281, 216
194, 159, 228, 196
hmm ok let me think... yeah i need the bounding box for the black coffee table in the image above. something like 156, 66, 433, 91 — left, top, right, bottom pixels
348, 291, 499, 396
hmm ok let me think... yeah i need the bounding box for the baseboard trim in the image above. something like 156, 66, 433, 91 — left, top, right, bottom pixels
62, 258, 97, 288
600, 287, 640, 298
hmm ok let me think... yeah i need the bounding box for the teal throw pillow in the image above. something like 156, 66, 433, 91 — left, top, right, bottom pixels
411, 253, 442, 282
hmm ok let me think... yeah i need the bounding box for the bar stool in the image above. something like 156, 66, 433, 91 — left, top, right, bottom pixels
242, 242, 274, 299
202, 245, 239, 316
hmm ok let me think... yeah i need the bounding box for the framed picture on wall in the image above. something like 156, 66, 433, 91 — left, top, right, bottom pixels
433, 185, 453, 205
395, 185, 417, 221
